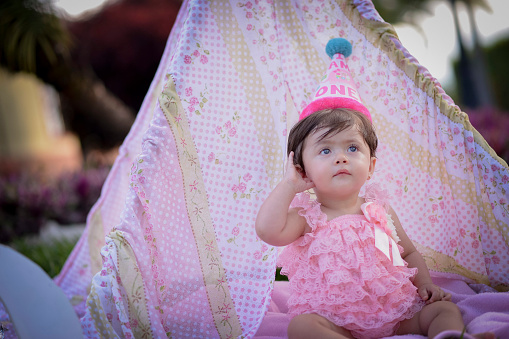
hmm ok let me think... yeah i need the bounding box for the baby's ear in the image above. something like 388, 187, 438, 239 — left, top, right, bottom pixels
369, 157, 376, 177
295, 165, 307, 178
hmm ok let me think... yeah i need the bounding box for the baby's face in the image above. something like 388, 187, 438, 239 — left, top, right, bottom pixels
301, 126, 375, 198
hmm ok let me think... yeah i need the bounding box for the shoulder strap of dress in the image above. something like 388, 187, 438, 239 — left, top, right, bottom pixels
289, 192, 312, 210
289, 192, 325, 231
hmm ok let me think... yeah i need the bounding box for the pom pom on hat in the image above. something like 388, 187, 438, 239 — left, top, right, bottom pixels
325, 38, 352, 58
299, 38, 371, 121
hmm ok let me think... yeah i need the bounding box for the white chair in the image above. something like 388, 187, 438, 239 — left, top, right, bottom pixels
0, 244, 83, 338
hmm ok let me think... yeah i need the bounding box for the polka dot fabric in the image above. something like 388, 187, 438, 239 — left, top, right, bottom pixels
53, 0, 508, 338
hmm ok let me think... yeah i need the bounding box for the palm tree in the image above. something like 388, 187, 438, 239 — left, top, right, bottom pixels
463, 0, 494, 107
372, 0, 494, 108
450, 0, 479, 107
0, 0, 135, 151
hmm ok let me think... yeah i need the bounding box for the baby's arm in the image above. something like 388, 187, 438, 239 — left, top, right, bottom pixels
255, 152, 315, 246
389, 207, 452, 304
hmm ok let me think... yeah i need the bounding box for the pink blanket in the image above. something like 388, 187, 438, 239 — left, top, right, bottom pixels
256, 275, 509, 338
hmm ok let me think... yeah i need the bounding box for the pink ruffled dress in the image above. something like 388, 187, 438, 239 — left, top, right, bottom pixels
277, 190, 425, 339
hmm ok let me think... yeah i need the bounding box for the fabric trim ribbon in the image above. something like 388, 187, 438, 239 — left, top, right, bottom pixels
362, 202, 405, 267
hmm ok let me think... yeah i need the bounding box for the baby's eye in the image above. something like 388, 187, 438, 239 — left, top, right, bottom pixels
348, 145, 358, 152
319, 148, 331, 155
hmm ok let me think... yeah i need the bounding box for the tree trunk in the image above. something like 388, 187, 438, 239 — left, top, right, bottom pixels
450, 0, 479, 108
465, 1, 495, 107
35, 43, 135, 152
59, 73, 136, 152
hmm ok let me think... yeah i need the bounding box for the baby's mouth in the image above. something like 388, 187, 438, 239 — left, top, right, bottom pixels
334, 169, 350, 176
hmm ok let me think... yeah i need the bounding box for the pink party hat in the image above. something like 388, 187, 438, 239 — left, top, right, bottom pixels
299, 38, 371, 121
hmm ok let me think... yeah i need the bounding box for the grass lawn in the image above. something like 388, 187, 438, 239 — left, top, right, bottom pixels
9, 236, 79, 278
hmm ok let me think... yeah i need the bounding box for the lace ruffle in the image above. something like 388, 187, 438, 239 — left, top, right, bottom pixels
290, 192, 326, 232
278, 190, 423, 337
285, 257, 424, 336
363, 182, 390, 211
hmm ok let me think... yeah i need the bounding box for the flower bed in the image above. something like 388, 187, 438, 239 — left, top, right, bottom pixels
0, 166, 110, 243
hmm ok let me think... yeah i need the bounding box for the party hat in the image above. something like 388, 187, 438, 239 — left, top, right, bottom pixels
299, 38, 371, 121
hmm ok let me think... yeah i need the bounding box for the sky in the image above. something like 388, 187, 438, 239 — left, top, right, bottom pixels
54, 0, 109, 18
393, 0, 509, 88
55, 0, 509, 88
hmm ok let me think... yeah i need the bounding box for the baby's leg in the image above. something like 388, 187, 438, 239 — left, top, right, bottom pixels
396, 300, 464, 338
287, 314, 354, 339
397, 301, 495, 339
397, 301, 463, 338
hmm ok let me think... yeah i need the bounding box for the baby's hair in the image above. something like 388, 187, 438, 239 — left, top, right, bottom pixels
287, 108, 378, 172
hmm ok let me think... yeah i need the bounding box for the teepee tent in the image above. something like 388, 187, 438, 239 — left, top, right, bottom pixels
51, 0, 508, 337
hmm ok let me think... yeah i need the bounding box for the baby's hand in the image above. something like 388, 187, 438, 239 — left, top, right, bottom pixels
283, 152, 315, 194
418, 283, 452, 304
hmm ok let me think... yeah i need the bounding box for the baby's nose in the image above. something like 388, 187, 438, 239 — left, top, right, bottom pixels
335, 155, 348, 164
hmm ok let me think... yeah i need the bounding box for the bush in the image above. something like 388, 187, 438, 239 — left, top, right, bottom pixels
9, 236, 78, 278
466, 107, 509, 163
0, 166, 110, 243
